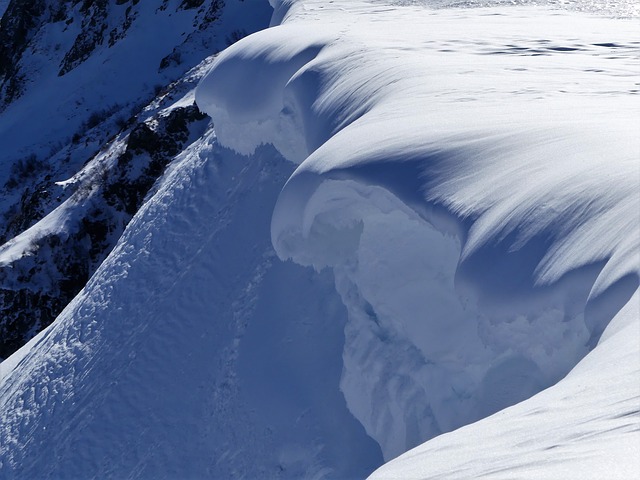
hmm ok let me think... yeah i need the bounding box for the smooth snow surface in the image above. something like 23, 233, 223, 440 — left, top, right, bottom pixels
0, 0, 638, 478
197, 0, 640, 475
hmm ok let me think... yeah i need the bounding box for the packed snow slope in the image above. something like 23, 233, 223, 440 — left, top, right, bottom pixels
196, 0, 640, 476
0, 120, 382, 478
0, 0, 273, 359
0, 0, 638, 479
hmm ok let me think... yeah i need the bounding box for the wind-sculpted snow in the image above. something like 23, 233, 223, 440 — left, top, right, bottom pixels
0, 121, 382, 478
197, 0, 640, 474
0, 1, 638, 478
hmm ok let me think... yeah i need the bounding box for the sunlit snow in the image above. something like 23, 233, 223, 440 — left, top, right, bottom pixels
0, 0, 638, 478
197, 0, 640, 476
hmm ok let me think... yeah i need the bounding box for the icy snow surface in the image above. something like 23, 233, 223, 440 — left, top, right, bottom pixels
196, 0, 640, 476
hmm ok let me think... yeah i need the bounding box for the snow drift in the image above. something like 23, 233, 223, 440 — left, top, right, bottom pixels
196, 0, 640, 474
0, 0, 638, 478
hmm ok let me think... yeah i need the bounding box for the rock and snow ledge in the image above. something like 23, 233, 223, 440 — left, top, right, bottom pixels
197, 0, 639, 476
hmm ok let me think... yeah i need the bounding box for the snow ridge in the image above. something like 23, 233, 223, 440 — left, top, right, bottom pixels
0, 0, 638, 478
197, 0, 640, 472
0, 0, 272, 358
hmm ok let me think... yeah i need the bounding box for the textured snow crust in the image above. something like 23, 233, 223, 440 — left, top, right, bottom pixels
0, 120, 382, 478
371, 291, 640, 478
197, 0, 640, 473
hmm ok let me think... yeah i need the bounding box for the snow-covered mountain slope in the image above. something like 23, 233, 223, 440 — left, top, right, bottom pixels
0, 0, 639, 478
0, 120, 382, 478
0, 0, 270, 168
0, 66, 211, 359
0, 0, 272, 358
197, 0, 640, 474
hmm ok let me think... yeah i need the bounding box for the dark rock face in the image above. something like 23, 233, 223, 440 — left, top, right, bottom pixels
2, 184, 52, 245
0, 0, 268, 359
204, 0, 224, 23
58, 1, 110, 75
104, 104, 207, 215
159, 0, 225, 69
0, 102, 209, 359
180, 0, 206, 9
0, 0, 225, 109
58, 0, 142, 75
0, 0, 47, 106
0, 233, 91, 359
0, 0, 105, 107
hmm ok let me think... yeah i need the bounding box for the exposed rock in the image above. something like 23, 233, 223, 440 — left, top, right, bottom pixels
0, 102, 208, 358
59, 1, 109, 75
0, 0, 48, 107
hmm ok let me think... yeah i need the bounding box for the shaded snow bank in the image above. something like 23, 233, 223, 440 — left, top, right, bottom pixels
370, 290, 640, 479
0, 122, 382, 478
272, 176, 625, 461
196, 0, 640, 467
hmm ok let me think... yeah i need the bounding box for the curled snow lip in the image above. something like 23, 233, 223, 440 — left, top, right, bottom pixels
197, 0, 640, 464
269, 151, 638, 460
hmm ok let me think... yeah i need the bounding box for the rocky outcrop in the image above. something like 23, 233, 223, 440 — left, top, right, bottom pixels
0, 101, 209, 359
58, 1, 110, 75
0, 0, 272, 361
0, 0, 48, 106
0, 0, 226, 110
104, 103, 207, 215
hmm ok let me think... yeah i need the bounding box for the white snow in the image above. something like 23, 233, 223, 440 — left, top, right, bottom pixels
0, 116, 382, 479
0, 0, 639, 478
370, 290, 640, 479
2, 41, 380, 477
196, 0, 640, 474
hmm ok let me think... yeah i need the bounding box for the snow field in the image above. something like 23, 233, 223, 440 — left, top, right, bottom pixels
197, 0, 640, 472
0, 0, 638, 478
